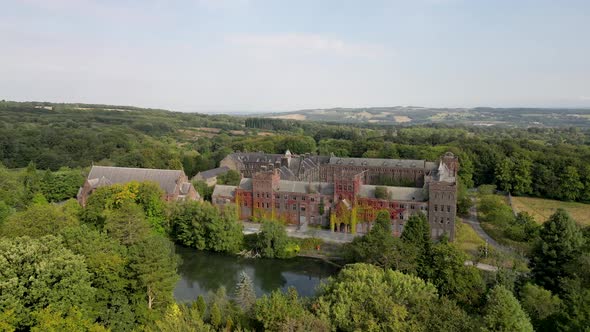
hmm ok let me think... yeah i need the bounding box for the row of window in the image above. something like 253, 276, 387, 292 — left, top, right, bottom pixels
434, 192, 454, 200
433, 204, 453, 213
253, 201, 308, 212
255, 192, 319, 202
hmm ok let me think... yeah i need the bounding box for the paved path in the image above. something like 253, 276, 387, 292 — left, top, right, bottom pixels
462, 196, 511, 254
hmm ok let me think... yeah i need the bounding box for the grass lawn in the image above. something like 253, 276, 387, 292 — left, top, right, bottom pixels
454, 220, 485, 259
512, 196, 590, 226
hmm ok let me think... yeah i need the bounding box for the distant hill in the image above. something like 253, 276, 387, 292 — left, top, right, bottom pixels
254, 106, 590, 127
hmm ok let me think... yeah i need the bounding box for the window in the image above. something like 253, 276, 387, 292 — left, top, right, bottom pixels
256, 202, 260, 208
410, 204, 415, 210
311, 197, 315, 202
292, 204, 297, 210
275, 203, 280, 209
446, 218, 450, 224
434, 204, 438, 212
447, 205, 451, 213
399, 214, 404, 220
256, 193, 260, 198
302, 196, 306, 201
301, 206, 306, 211
400, 204, 405, 209
293, 196, 297, 200
267, 193, 270, 198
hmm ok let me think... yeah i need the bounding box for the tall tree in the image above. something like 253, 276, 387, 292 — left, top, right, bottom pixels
401, 213, 432, 279
530, 209, 585, 293
482, 285, 533, 332
61, 225, 135, 331
559, 166, 584, 201
104, 202, 151, 246
429, 242, 486, 308
235, 272, 256, 313
345, 210, 416, 273
128, 236, 179, 318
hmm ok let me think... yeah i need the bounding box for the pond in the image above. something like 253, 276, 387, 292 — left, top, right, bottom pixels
173, 245, 340, 302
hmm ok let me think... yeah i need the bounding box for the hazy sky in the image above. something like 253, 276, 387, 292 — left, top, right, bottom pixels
2, 0, 589, 112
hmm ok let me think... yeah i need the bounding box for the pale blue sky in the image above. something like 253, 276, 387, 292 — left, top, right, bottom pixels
1, 0, 589, 112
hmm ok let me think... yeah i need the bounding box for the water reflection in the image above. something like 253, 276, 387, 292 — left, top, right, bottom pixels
174, 245, 339, 302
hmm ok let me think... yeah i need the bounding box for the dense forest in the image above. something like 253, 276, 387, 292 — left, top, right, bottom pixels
1, 101, 590, 331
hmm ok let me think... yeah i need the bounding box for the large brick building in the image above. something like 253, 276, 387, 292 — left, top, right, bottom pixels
213, 151, 459, 240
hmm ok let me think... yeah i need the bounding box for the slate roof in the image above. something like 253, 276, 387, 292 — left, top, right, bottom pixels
359, 185, 426, 201
196, 166, 230, 180
212, 185, 237, 198
328, 157, 434, 169
278, 181, 334, 195
238, 178, 253, 190
86, 166, 186, 195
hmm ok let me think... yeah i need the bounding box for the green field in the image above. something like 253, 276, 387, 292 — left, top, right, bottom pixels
454, 220, 485, 259
512, 196, 590, 226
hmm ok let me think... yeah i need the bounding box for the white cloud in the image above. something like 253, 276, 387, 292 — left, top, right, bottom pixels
227, 33, 391, 59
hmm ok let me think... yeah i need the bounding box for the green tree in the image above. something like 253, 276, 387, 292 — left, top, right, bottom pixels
217, 170, 241, 186
519, 283, 561, 331
31, 306, 108, 332
169, 201, 243, 253
235, 272, 256, 313
482, 285, 533, 332
209, 303, 222, 328
494, 157, 513, 192
148, 303, 213, 332
0, 200, 10, 225
104, 201, 152, 246
196, 296, 207, 318
127, 236, 179, 319
21, 162, 41, 202
345, 210, 416, 273
429, 241, 486, 308
0, 236, 95, 330
60, 225, 135, 331
559, 166, 584, 201
531, 209, 585, 293
256, 220, 298, 258
0, 203, 79, 238
315, 263, 468, 332
511, 155, 533, 195
256, 288, 329, 332
401, 212, 432, 279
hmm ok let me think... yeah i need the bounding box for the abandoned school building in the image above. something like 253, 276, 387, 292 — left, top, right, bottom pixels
212, 151, 459, 240
77, 165, 201, 206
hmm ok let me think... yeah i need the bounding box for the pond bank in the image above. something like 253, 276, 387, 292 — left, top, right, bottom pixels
173, 245, 340, 302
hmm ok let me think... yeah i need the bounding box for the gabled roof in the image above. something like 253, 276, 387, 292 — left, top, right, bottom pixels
277, 181, 334, 195
196, 166, 230, 180
212, 185, 236, 198
87, 166, 185, 195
